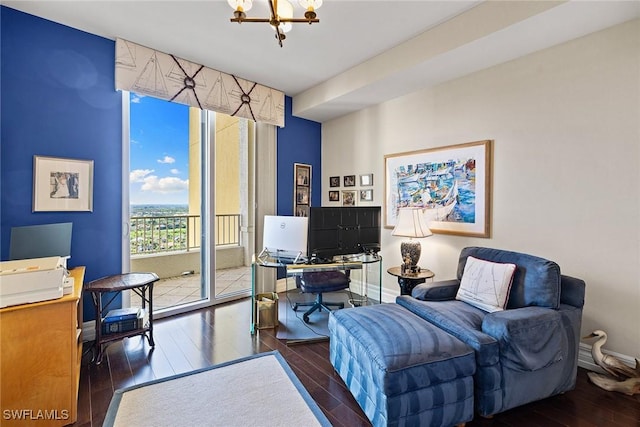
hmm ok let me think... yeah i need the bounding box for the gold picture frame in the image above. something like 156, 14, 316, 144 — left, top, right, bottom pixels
384, 140, 492, 237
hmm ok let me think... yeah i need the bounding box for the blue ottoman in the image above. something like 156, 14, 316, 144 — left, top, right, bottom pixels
329, 304, 475, 427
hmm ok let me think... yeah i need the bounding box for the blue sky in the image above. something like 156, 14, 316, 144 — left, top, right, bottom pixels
129, 93, 190, 205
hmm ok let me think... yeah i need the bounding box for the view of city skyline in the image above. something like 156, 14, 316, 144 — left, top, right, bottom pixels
129, 93, 190, 205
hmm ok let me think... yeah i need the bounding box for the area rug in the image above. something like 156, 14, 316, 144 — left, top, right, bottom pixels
275, 289, 374, 344
103, 351, 330, 427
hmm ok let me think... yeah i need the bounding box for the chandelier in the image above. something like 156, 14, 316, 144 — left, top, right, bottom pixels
228, 0, 322, 47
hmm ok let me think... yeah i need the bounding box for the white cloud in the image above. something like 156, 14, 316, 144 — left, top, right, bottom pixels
158, 156, 175, 164
130, 169, 154, 183
131, 93, 146, 103
170, 168, 180, 175
140, 176, 189, 193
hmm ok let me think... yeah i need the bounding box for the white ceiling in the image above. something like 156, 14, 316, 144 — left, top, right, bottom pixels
3, 1, 639, 122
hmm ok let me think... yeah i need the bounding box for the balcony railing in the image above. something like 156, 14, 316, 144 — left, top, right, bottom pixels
130, 214, 240, 255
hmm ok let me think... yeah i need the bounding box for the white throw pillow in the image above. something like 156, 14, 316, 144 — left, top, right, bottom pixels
456, 256, 516, 312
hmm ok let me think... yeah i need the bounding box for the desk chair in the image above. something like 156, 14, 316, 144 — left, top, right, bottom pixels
293, 271, 350, 323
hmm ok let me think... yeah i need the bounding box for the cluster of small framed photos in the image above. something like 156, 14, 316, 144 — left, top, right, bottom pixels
328, 173, 373, 206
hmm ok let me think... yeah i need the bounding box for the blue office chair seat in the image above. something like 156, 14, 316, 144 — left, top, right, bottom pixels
293, 271, 350, 323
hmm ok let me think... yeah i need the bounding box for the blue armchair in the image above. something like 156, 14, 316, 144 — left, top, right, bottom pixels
396, 247, 586, 417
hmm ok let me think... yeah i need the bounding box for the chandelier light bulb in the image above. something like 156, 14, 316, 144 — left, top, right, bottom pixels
299, 0, 321, 20
276, 0, 293, 33
227, 0, 253, 12
299, 0, 322, 10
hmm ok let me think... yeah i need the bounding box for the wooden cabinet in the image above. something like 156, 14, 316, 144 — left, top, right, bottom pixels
0, 267, 85, 426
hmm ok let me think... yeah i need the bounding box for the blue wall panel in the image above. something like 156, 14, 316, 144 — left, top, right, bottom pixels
1, 7, 123, 319
1, 7, 322, 319
277, 97, 321, 215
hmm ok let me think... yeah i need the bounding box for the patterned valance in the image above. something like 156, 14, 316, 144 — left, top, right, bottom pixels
115, 38, 285, 127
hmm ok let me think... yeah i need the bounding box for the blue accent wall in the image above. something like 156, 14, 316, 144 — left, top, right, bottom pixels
1, 7, 322, 319
277, 97, 321, 215
1, 7, 123, 319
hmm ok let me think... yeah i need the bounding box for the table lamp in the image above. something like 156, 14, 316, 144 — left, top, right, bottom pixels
392, 208, 432, 272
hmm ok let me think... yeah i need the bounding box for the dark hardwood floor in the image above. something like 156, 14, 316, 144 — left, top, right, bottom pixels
73, 298, 639, 427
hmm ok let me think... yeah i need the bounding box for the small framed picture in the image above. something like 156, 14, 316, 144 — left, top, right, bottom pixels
360, 174, 373, 186
329, 176, 340, 187
329, 190, 340, 202
295, 163, 311, 186
33, 155, 94, 212
342, 190, 357, 206
360, 189, 373, 202
344, 175, 356, 187
296, 186, 309, 205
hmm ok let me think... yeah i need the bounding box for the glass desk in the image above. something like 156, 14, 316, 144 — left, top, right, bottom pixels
251, 254, 382, 335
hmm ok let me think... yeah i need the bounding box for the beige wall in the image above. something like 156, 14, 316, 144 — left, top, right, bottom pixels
216, 114, 241, 215
187, 110, 245, 264
188, 108, 202, 250
188, 108, 201, 216
321, 20, 640, 357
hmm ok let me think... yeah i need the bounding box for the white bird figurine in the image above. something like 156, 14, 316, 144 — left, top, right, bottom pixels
587, 372, 640, 396
583, 330, 640, 380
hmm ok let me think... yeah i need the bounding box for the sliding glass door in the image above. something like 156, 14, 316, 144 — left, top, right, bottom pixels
123, 93, 253, 318
212, 114, 254, 300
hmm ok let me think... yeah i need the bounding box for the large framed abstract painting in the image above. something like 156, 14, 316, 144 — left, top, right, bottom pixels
384, 140, 492, 237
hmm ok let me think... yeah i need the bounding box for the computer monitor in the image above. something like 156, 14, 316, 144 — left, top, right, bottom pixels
262, 215, 308, 262
307, 207, 381, 260
9, 222, 72, 261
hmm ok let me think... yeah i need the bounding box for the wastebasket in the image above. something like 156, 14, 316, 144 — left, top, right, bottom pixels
254, 292, 279, 329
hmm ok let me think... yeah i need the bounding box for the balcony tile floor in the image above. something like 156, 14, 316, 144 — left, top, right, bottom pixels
153, 266, 252, 309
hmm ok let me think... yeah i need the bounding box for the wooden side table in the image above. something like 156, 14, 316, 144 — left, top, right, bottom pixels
387, 266, 434, 295
85, 272, 158, 364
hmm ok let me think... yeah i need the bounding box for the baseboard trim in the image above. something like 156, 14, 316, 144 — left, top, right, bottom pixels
278, 280, 639, 374
276, 278, 287, 293
89, 282, 632, 373
578, 343, 602, 372
578, 342, 637, 373
379, 286, 399, 303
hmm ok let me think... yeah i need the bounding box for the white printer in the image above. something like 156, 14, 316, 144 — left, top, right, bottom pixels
0, 256, 67, 308
1, 222, 74, 308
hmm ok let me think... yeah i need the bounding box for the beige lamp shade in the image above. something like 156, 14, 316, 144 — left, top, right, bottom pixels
392, 209, 433, 238
392, 208, 432, 268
